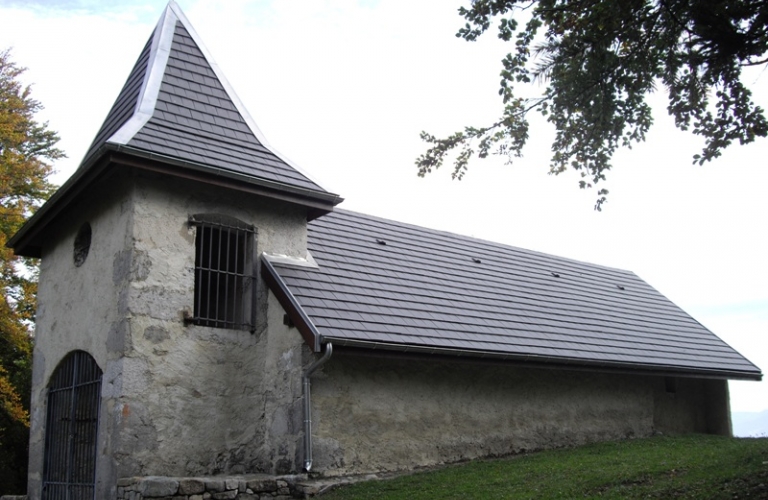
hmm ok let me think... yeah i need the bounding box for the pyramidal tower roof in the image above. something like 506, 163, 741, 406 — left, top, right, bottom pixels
7, 1, 342, 257
82, 1, 338, 203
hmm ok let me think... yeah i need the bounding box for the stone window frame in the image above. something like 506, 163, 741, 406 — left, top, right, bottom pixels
73, 222, 92, 267
187, 213, 257, 332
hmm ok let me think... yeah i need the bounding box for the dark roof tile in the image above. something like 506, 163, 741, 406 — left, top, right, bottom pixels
79, 1, 338, 204
268, 209, 762, 380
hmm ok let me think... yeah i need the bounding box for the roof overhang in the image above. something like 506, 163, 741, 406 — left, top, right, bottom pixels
322, 338, 764, 381
8, 146, 343, 257
262, 256, 763, 382
262, 256, 322, 352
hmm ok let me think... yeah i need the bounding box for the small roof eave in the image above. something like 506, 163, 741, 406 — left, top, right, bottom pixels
261, 256, 322, 352
7, 152, 113, 257
107, 144, 343, 207
8, 144, 342, 257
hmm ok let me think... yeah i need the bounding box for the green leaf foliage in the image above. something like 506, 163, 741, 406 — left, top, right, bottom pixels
416, 0, 768, 209
0, 48, 60, 495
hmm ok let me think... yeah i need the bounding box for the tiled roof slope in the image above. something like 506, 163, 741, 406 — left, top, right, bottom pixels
267, 210, 762, 380
82, 1, 334, 198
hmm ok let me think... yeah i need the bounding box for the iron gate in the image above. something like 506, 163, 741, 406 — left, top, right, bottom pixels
42, 351, 102, 500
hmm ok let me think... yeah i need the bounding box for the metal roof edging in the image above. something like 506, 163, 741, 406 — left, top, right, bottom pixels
106, 2, 177, 147
261, 256, 323, 352
158, 1, 339, 197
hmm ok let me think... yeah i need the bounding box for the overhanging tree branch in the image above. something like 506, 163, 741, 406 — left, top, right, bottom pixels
417, 0, 768, 209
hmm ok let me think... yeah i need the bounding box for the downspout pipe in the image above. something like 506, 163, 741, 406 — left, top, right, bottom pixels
303, 342, 333, 472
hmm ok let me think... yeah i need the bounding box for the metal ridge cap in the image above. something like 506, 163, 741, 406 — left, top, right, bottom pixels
323, 337, 763, 380
109, 144, 343, 205
165, 1, 339, 197
107, 3, 177, 146
263, 251, 319, 269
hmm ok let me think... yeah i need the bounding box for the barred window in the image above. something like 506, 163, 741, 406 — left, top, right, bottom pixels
42, 351, 102, 500
188, 214, 256, 331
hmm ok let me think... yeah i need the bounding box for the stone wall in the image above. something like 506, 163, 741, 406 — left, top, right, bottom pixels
115, 475, 309, 500
653, 376, 731, 435
28, 170, 314, 498
309, 352, 731, 476
114, 174, 311, 481
28, 173, 136, 499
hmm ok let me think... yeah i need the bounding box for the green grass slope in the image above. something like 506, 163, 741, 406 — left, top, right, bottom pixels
320, 435, 768, 499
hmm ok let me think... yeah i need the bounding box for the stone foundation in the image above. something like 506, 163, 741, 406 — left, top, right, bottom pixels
115, 475, 315, 500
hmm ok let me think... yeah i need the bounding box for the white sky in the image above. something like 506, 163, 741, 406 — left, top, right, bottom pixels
1, 0, 766, 415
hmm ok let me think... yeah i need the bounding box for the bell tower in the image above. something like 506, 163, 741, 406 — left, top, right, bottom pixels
9, 2, 341, 497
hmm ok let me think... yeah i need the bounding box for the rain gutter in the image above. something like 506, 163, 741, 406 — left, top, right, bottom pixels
324, 337, 763, 382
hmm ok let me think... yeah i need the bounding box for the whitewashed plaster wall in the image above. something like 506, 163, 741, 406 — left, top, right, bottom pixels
310, 353, 731, 476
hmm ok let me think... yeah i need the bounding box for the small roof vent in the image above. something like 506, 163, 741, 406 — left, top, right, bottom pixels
375, 238, 387, 246
472, 257, 482, 264
551, 272, 561, 278
616, 284, 626, 291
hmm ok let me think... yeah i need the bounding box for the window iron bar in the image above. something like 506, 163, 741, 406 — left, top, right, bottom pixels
188, 215, 256, 331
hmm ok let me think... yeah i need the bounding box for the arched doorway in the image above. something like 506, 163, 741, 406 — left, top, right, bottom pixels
42, 351, 102, 499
